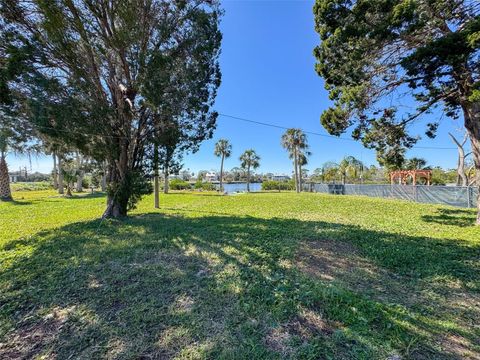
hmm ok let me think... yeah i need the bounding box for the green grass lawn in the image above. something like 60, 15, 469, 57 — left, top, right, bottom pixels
1, 191, 479, 359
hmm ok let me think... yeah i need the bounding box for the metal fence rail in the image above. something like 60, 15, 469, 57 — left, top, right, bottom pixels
304, 183, 478, 209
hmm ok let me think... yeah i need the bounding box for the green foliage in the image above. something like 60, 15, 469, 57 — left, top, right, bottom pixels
201, 182, 216, 191
194, 179, 216, 191
169, 178, 191, 190
239, 149, 260, 171
313, 0, 480, 167
2, 0, 222, 217
214, 139, 232, 159
10, 181, 52, 192
261, 180, 295, 191
107, 171, 153, 213
405, 157, 428, 170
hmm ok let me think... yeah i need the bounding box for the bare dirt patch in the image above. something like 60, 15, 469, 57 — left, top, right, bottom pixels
0, 306, 75, 359
296, 239, 413, 305
265, 306, 337, 357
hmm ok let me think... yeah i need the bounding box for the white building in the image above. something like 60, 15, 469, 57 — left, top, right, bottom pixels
270, 174, 291, 181
8, 172, 20, 183
205, 171, 218, 182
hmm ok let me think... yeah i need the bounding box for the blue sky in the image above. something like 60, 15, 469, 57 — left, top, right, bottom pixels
8, 0, 466, 175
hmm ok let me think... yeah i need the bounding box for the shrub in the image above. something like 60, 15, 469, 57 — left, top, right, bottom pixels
10, 181, 53, 192
261, 180, 295, 191
193, 180, 216, 191
194, 179, 204, 189
201, 182, 216, 191
169, 178, 191, 190
81, 177, 90, 189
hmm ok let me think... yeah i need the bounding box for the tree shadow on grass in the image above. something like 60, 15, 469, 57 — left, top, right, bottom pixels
0, 199, 32, 206
64, 192, 107, 200
421, 208, 478, 227
0, 213, 479, 359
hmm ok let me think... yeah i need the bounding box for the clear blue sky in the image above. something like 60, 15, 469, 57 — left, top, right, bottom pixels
8, 0, 466, 175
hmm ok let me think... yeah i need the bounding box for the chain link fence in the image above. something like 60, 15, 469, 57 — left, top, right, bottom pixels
304, 183, 479, 208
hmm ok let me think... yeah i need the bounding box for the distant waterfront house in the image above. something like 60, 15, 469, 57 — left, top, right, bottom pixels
270, 174, 291, 181
8, 171, 20, 183
205, 171, 218, 182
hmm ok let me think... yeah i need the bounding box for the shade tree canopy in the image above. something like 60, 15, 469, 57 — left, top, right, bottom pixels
314, 0, 480, 223
1, 0, 222, 217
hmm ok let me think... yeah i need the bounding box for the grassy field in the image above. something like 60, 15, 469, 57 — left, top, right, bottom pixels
0, 191, 479, 359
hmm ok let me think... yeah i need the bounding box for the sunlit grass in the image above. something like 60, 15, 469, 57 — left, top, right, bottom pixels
1, 191, 479, 359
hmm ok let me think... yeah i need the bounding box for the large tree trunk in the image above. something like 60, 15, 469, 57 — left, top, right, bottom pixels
102, 138, 130, 218
154, 142, 159, 208
101, 161, 107, 192
52, 152, 58, 189
220, 154, 224, 192
0, 154, 12, 201
464, 102, 480, 225
58, 156, 64, 195
76, 172, 84, 192
293, 147, 299, 193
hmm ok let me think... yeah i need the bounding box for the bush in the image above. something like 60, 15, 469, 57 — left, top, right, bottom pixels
261, 180, 295, 191
81, 177, 90, 189
194, 179, 204, 189
193, 180, 216, 191
11, 181, 53, 192
201, 182, 216, 191
169, 178, 191, 190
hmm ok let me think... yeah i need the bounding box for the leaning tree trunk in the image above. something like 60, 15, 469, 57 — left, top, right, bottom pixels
0, 154, 12, 201
57, 156, 64, 195
464, 101, 480, 225
449, 132, 469, 186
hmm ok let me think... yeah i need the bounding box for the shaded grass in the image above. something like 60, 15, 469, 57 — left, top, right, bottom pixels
0, 191, 479, 359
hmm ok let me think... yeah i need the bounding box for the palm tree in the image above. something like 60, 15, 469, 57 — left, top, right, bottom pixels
0, 152, 12, 201
338, 156, 364, 184
297, 150, 311, 191
321, 161, 340, 183
214, 139, 232, 192
405, 157, 427, 170
239, 149, 260, 192
0, 127, 38, 200
281, 128, 309, 193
